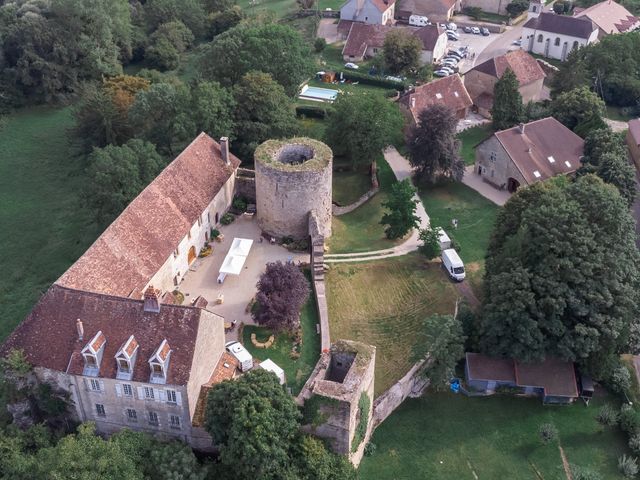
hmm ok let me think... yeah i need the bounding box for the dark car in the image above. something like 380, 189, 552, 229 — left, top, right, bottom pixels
481, 27, 490, 36
463, 26, 472, 33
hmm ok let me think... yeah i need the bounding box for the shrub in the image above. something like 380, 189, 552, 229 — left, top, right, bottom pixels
232, 196, 247, 212
364, 442, 377, 457
341, 70, 406, 90
538, 423, 558, 445
418, 227, 441, 260
597, 404, 619, 426
553, 1, 566, 14
620, 405, 640, 436
612, 365, 633, 395
384, 89, 398, 98
571, 464, 603, 480
619, 454, 639, 478
314, 37, 327, 53
296, 105, 330, 119
211, 228, 220, 238
220, 212, 235, 225
463, 6, 483, 19
351, 393, 371, 452
630, 434, 640, 456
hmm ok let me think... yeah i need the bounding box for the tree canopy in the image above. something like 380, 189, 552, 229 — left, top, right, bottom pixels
549, 86, 606, 132
325, 94, 403, 169
380, 179, 420, 239
491, 68, 523, 130
479, 175, 640, 367
407, 104, 464, 183
382, 29, 422, 75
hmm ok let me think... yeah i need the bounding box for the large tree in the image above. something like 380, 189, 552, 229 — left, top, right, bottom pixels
199, 23, 314, 96
191, 81, 236, 141
380, 179, 420, 239
145, 21, 195, 71
407, 104, 464, 184
254, 261, 311, 332
143, 0, 206, 38
232, 71, 299, 159
325, 93, 403, 170
479, 175, 640, 367
549, 86, 605, 131
491, 68, 523, 130
382, 29, 422, 75
86, 139, 165, 223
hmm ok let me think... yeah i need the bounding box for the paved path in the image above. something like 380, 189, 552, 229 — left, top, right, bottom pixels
604, 118, 628, 132
475, 24, 524, 67
324, 147, 430, 263
461, 165, 511, 206
317, 18, 340, 44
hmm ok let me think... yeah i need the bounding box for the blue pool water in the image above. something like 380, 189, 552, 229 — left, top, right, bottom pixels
298, 85, 339, 102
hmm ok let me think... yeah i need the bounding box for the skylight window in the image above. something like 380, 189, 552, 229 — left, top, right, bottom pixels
435, 93, 443, 99
533, 170, 541, 178
547, 156, 555, 163
565, 161, 571, 168
454, 91, 459, 97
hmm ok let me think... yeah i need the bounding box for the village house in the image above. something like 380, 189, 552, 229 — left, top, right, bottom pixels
522, 12, 599, 61
465, 353, 579, 404
464, 49, 547, 117
398, 74, 473, 126
474, 117, 584, 192
395, 0, 459, 23
0, 133, 242, 449
342, 22, 447, 63
574, 0, 639, 38
461, 0, 508, 16
341, 0, 396, 25
627, 118, 640, 169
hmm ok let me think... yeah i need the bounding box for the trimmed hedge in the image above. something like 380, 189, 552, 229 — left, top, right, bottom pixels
341, 70, 407, 91
296, 105, 330, 119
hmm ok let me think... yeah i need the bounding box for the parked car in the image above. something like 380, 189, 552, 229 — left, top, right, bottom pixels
385, 75, 405, 82
446, 51, 463, 59
447, 31, 459, 41
434, 69, 450, 77
471, 26, 480, 34
446, 22, 457, 31
344, 62, 359, 69
481, 27, 490, 36
463, 26, 472, 33
512, 37, 522, 46
442, 59, 458, 67
439, 66, 455, 74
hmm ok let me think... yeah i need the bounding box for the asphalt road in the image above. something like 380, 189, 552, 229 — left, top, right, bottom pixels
474, 24, 524, 66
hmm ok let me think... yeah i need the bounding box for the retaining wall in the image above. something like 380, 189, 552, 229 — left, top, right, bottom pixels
333, 187, 379, 216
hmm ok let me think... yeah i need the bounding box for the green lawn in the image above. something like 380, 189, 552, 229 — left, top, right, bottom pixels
458, 124, 493, 166
605, 105, 635, 122
317, 0, 344, 9
236, 0, 298, 17
360, 392, 629, 479
332, 160, 372, 205
327, 255, 459, 395
0, 107, 100, 340
241, 282, 321, 395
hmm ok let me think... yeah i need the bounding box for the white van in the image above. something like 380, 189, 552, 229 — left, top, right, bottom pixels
225, 341, 253, 372
442, 248, 465, 281
409, 14, 429, 26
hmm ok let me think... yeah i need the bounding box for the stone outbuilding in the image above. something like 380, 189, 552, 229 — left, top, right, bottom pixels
255, 138, 333, 240
396, 0, 458, 23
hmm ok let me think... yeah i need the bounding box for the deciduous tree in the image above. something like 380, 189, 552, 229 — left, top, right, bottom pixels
382, 29, 422, 75
491, 68, 523, 130
380, 179, 420, 239
143, 0, 206, 38
418, 226, 441, 260
146, 21, 195, 70
549, 86, 605, 131
191, 81, 236, 141
407, 104, 464, 183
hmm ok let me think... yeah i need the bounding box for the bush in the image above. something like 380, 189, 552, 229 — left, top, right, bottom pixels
220, 212, 235, 225
611, 365, 633, 395
384, 89, 398, 98
597, 404, 619, 426
553, 1, 566, 14
314, 37, 327, 53
341, 70, 406, 90
463, 6, 483, 20
364, 442, 377, 457
538, 423, 558, 445
232, 196, 247, 212
418, 227, 441, 260
211, 228, 220, 238
619, 454, 639, 478
351, 393, 371, 452
296, 105, 329, 119
630, 434, 640, 455
620, 405, 640, 436
571, 464, 603, 480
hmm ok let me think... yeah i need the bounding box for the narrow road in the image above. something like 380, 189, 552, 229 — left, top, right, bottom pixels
324, 146, 430, 263
475, 24, 524, 67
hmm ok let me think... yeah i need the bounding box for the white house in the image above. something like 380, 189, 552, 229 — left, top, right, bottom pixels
340, 0, 396, 25
522, 12, 599, 61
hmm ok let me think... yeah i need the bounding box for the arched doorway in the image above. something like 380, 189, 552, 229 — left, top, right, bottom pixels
188, 246, 196, 264
507, 178, 520, 193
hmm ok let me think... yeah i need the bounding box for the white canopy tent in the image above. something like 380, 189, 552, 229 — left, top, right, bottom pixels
218, 238, 254, 280
259, 359, 286, 385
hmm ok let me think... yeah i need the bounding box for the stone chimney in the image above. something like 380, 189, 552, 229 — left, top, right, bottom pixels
76, 318, 84, 341
411, 97, 416, 109
220, 137, 230, 166
518, 123, 525, 134
143, 286, 161, 313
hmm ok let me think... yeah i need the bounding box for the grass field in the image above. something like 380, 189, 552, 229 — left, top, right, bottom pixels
237, 0, 297, 17
360, 392, 629, 479
605, 105, 635, 122
458, 124, 493, 166
332, 160, 372, 205
241, 279, 321, 394
326, 254, 459, 395
0, 107, 99, 340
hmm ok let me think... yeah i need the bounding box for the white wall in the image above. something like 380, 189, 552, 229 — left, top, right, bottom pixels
522, 27, 598, 60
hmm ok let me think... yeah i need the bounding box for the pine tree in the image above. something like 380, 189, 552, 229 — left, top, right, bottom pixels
491, 68, 523, 130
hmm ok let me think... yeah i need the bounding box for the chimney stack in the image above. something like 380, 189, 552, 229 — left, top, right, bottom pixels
220, 137, 230, 166
76, 318, 84, 341
143, 286, 161, 313
518, 123, 525, 134
411, 97, 416, 109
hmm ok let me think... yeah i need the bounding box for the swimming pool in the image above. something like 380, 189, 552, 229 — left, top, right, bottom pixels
298, 85, 339, 103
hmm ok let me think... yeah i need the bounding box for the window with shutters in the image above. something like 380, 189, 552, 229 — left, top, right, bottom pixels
166, 389, 177, 404
89, 379, 101, 392
123, 384, 133, 396
96, 404, 105, 417
144, 386, 155, 400
126, 409, 137, 422
169, 415, 181, 429
148, 411, 159, 425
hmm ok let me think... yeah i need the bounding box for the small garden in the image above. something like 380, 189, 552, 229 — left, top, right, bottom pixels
457, 124, 493, 166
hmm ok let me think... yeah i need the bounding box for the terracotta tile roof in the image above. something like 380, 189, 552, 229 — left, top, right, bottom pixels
0, 285, 223, 385
397, 0, 455, 16
629, 118, 640, 144
56, 133, 241, 298
474, 92, 494, 110
471, 50, 546, 86
515, 358, 578, 397
191, 352, 239, 427
492, 117, 584, 185
156, 340, 171, 362
337, 20, 356, 38
524, 12, 598, 39
343, 23, 445, 57
90, 331, 106, 352
370, 0, 396, 13
399, 74, 473, 123
465, 353, 516, 382
123, 336, 138, 357
575, 0, 640, 35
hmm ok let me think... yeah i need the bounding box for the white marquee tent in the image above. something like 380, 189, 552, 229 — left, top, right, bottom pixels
218, 238, 254, 279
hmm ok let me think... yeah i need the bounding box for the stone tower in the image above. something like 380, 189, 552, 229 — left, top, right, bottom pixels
254, 138, 333, 240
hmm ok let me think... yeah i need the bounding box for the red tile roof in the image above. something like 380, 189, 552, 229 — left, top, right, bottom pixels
157, 340, 171, 362
629, 118, 640, 145
57, 133, 241, 298
470, 50, 546, 86
492, 117, 584, 185
90, 331, 106, 352
124, 336, 138, 357
399, 74, 473, 123
342, 23, 445, 57
515, 358, 578, 397
370, 0, 396, 13
575, 0, 640, 35
191, 352, 240, 427
0, 285, 223, 385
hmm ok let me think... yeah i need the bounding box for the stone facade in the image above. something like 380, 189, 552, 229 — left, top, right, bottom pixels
462, 0, 508, 15
341, 0, 395, 24
475, 135, 526, 190
255, 138, 333, 240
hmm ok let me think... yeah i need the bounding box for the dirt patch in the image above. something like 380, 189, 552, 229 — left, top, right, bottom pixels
454, 280, 480, 310
559, 445, 573, 480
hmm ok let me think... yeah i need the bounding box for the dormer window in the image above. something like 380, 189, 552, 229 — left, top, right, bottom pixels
149, 339, 171, 384
81, 331, 106, 377
115, 335, 139, 381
